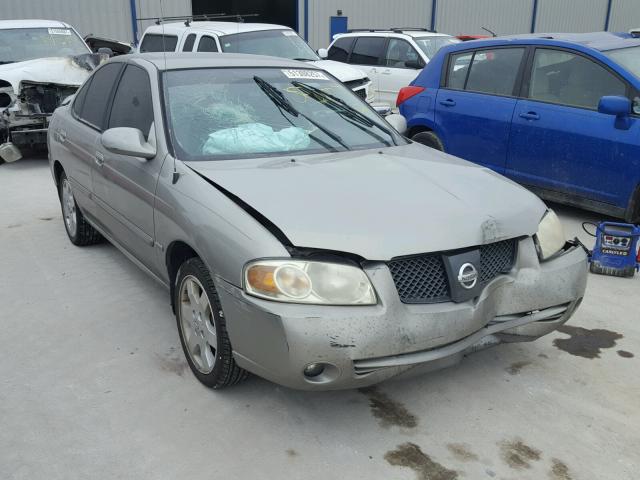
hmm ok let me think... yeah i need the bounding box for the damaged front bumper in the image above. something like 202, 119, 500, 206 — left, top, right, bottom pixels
214, 237, 588, 390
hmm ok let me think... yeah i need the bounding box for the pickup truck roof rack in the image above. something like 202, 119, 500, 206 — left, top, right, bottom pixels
137, 13, 259, 26
346, 27, 438, 34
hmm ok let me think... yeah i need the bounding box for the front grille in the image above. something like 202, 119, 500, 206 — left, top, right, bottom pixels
388, 239, 517, 304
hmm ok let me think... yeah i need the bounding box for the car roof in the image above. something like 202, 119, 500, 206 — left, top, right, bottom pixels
0, 19, 72, 30
447, 31, 640, 52
118, 52, 322, 71
337, 30, 451, 39
143, 22, 290, 37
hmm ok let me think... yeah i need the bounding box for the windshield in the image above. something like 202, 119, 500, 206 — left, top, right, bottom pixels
163, 67, 404, 161
220, 29, 319, 61
413, 36, 461, 59
0, 27, 89, 64
605, 46, 640, 79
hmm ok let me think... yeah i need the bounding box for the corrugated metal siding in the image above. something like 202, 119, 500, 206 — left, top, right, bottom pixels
307, 0, 433, 49
0, 0, 191, 43
435, 0, 532, 36
535, 0, 608, 32
608, 0, 640, 32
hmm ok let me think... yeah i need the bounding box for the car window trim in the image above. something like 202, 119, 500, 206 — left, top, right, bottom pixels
347, 36, 387, 66
520, 45, 633, 113
383, 37, 422, 69
71, 63, 125, 132
106, 63, 155, 136
442, 45, 528, 99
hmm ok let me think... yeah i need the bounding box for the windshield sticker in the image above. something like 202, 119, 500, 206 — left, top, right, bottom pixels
48, 28, 72, 35
282, 31, 298, 36
281, 69, 328, 80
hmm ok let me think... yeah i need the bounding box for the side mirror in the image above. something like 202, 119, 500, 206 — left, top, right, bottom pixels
317, 48, 329, 59
97, 47, 114, 57
385, 113, 407, 135
598, 95, 630, 116
372, 103, 392, 116
101, 127, 156, 159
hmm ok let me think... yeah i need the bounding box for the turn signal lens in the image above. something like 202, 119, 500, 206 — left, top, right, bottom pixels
396, 86, 425, 107
246, 264, 278, 294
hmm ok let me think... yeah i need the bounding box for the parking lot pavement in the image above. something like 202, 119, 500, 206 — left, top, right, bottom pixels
1, 156, 638, 480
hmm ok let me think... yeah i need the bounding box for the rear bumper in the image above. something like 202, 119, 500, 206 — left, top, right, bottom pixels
216, 237, 588, 390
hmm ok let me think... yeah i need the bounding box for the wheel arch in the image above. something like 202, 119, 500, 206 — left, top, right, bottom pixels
624, 182, 640, 223
166, 240, 201, 314
53, 160, 64, 187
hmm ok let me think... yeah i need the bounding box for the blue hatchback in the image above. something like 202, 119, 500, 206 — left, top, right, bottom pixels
399, 32, 640, 222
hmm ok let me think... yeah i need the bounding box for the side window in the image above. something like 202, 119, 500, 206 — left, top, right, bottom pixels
108, 65, 154, 139
327, 37, 354, 62
446, 48, 524, 96
384, 38, 423, 69
197, 35, 218, 52
139, 34, 178, 53
349, 37, 386, 66
78, 63, 122, 130
72, 77, 92, 118
529, 48, 627, 110
182, 33, 196, 52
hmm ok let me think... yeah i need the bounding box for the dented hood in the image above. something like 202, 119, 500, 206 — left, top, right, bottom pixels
308, 59, 368, 83
0, 54, 103, 92
187, 143, 547, 260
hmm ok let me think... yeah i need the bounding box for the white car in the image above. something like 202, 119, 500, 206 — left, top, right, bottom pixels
0, 19, 104, 163
138, 22, 372, 102
320, 28, 460, 108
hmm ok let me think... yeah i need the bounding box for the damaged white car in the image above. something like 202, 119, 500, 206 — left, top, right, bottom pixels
0, 20, 106, 163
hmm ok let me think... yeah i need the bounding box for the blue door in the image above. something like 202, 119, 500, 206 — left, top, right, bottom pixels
330, 16, 348, 43
506, 48, 636, 207
435, 47, 526, 174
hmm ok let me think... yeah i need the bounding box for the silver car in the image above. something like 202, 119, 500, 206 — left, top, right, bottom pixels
48, 53, 588, 390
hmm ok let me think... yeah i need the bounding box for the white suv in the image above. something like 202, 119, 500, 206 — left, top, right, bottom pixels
320, 29, 459, 107
139, 22, 372, 102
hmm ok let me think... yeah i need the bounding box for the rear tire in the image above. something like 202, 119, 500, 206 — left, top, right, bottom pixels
175, 257, 249, 389
58, 171, 103, 246
411, 131, 444, 151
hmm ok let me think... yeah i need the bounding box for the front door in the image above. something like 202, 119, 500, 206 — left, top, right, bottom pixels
507, 48, 633, 206
435, 47, 526, 173
379, 38, 423, 108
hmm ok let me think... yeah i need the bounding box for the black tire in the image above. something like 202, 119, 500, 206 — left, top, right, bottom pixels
58, 171, 103, 246
175, 257, 249, 389
411, 130, 445, 151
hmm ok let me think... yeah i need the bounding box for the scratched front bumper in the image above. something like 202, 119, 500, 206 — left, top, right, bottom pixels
215, 237, 588, 390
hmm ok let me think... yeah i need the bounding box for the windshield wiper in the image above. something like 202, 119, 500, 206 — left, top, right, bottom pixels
253, 76, 350, 150
291, 81, 399, 146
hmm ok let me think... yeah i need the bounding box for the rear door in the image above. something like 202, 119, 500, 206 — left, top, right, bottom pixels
93, 64, 163, 273
346, 36, 387, 103
379, 38, 424, 107
435, 47, 526, 173
507, 47, 633, 206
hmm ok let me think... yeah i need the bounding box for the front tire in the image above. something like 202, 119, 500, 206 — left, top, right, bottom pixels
58, 171, 102, 246
175, 257, 248, 389
411, 131, 444, 151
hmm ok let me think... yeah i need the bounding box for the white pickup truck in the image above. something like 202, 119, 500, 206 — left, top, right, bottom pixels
138, 21, 373, 103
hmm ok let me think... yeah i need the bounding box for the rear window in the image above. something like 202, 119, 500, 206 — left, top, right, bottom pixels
328, 37, 355, 62
447, 48, 525, 96
77, 63, 122, 130
140, 34, 178, 53
197, 35, 218, 52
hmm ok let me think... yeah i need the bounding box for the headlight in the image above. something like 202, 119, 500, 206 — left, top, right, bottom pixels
244, 259, 377, 305
534, 209, 566, 260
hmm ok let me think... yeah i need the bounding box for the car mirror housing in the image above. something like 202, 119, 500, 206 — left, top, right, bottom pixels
101, 127, 156, 159
317, 48, 328, 59
385, 113, 407, 135
598, 95, 631, 116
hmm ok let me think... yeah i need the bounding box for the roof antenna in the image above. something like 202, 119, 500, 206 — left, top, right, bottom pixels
481, 26, 497, 37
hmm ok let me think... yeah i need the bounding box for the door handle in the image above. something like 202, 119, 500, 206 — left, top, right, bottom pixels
57, 129, 67, 143
439, 99, 456, 107
381, 69, 392, 75
94, 151, 105, 167
519, 112, 540, 120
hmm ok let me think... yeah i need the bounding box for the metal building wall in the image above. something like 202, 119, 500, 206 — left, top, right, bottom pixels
608, 0, 640, 32
0, 0, 191, 44
535, 0, 609, 32
435, 0, 532, 36
306, 0, 433, 49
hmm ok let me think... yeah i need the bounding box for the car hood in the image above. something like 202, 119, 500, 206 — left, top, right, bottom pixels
186, 144, 547, 260
0, 54, 104, 92
308, 59, 368, 83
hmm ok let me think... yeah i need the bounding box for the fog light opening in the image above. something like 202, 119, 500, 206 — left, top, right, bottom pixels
303, 363, 325, 378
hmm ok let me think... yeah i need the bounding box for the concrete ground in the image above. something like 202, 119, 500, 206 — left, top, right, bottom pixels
1, 156, 638, 480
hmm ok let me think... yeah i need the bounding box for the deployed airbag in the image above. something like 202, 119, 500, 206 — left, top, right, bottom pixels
202, 122, 310, 155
